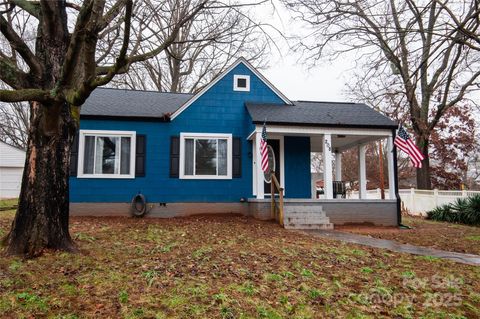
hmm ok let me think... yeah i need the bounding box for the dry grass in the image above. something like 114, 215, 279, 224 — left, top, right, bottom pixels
0, 212, 479, 318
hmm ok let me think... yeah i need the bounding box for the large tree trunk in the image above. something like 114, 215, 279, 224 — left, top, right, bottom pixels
1, 1, 76, 257
3, 101, 77, 257
416, 136, 431, 190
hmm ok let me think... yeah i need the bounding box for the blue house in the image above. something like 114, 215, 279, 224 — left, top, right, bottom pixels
70, 58, 400, 228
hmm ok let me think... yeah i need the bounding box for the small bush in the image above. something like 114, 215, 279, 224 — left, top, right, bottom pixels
426, 194, 480, 225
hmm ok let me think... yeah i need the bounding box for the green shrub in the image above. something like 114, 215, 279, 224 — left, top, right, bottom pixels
426, 194, 480, 225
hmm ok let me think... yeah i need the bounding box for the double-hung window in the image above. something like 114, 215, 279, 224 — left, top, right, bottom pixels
78, 130, 136, 178
180, 133, 232, 179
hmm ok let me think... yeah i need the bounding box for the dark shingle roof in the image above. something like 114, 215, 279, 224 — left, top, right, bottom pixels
80, 87, 193, 119
245, 101, 397, 128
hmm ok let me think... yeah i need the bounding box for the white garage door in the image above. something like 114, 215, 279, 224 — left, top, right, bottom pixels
0, 167, 24, 199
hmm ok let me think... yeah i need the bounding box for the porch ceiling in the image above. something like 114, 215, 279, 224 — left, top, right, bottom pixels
310, 135, 385, 152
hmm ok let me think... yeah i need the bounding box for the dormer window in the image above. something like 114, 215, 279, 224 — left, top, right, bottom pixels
233, 75, 250, 92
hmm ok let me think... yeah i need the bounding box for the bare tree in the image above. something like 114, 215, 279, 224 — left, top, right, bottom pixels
340, 141, 415, 190
464, 128, 480, 189
283, 0, 480, 189
109, 0, 270, 93
0, 0, 266, 257
0, 101, 28, 149
310, 152, 323, 173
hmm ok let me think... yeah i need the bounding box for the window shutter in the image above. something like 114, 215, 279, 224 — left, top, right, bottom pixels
69, 132, 79, 176
135, 135, 146, 177
170, 136, 180, 177
232, 137, 242, 178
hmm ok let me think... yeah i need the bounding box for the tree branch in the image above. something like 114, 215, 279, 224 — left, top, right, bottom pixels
56, 0, 95, 89
9, 0, 40, 18
98, 0, 128, 31
125, 0, 208, 65
0, 88, 49, 102
91, 0, 132, 88
0, 53, 30, 88
0, 12, 42, 76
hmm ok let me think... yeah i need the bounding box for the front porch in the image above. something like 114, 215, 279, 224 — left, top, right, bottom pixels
248, 198, 398, 227
248, 125, 400, 227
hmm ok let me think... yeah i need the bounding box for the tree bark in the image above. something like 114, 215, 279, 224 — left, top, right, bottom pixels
416, 136, 431, 190
0, 1, 78, 257
3, 101, 77, 258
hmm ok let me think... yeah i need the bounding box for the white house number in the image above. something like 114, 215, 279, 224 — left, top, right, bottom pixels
324, 139, 331, 152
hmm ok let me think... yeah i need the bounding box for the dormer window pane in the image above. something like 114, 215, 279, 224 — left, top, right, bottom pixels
237, 78, 247, 88
233, 75, 250, 91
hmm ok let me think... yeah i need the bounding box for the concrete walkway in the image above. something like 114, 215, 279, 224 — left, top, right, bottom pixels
304, 230, 480, 266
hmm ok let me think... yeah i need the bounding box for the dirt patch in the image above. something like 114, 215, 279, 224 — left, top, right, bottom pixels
337, 216, 480, 255
1, 213, 479, 318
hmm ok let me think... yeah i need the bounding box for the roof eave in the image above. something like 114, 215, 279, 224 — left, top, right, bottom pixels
251, 120, 398, 130
80, 114, 171, 122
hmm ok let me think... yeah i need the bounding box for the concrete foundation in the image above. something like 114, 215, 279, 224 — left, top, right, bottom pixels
70, 202, 249, 218
70, 198, 397, 226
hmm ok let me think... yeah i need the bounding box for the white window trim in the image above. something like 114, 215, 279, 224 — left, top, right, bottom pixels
77, 129, 136, 179
179, 132, 233, 180
233, 74, 250, 92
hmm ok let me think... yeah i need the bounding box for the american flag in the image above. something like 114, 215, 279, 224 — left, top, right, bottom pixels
394, 125, 425, 168
260, 123, 269, 172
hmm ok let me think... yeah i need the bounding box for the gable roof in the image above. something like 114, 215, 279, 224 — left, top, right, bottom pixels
80, 87, 193, 120
246, 101, 397, 129
168, 57, 292, 120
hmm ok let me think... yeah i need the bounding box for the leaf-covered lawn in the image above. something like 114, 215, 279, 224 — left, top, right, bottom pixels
337, 216, 480, 256
1, 213, 479, 318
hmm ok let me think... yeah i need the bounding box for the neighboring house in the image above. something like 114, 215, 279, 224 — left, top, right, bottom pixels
0, 141, 26, 199
70, 58, 400, 227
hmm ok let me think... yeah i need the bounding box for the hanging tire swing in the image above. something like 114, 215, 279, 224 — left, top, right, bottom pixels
131, 193, 147, 217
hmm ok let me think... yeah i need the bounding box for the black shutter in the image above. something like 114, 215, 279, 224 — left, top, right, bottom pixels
170, 136, 180, 177
69, 132, 79, 176
232, 137, 242, 178
135, 135, 146, 177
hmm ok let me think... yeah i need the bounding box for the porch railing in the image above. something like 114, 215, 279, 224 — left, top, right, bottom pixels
270, 172, 284, 226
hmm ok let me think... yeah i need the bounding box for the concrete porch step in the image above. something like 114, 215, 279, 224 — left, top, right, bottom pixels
284, 212, 329, 219
286, 216, 331, 224
282, 203, 333, 230
284, 223, 334, 230
284, 205, 326, 214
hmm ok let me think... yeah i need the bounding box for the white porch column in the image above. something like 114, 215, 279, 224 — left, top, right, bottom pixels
358, 144, 367, 199
335, 152, 342, 181
387, 136, 396, 199
255, 131, 265, 199
323, 134, 333, 199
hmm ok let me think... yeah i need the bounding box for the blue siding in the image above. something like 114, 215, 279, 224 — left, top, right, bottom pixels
70, 62, 286, 203
284, 136, 311, 198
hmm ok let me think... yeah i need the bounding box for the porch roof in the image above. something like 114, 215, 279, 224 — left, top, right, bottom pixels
245, 101, 397, 129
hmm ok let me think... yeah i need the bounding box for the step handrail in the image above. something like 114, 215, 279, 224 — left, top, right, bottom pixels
270, 172, 284, 226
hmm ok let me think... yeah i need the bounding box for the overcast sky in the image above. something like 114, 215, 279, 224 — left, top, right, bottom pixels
254, 1, 356, 103
262, 54, 355, 102
255, 1, 480, 110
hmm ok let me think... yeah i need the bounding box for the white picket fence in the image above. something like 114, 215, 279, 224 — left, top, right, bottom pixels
348, 188, 480, 216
